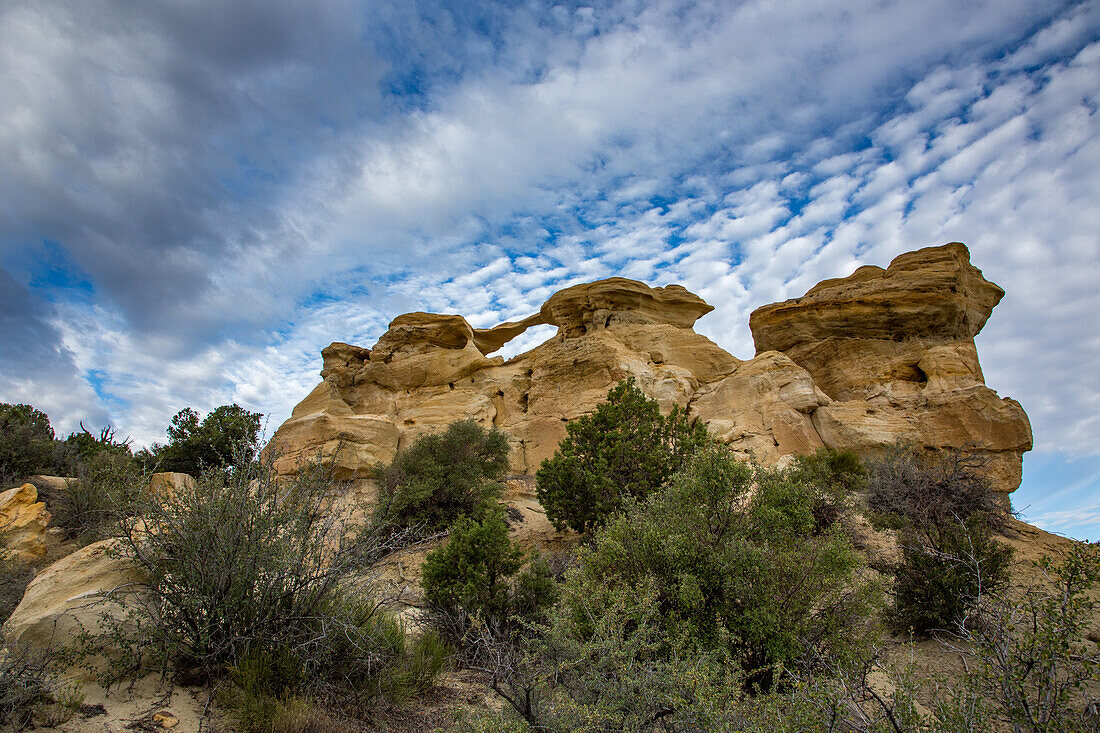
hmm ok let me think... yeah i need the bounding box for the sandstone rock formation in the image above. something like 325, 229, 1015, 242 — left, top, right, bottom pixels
3, 537, 145, 680
749, 242, 1032, 490
270, 243, 1031, 495
146, 471, 195, 498
0, 483, 51, 561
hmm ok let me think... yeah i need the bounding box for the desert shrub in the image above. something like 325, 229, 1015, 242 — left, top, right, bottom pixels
868, 447, 1013, 634
947, 542, 1100, 731
50, 450, 143, 544
866, 446, 1007, 533
0, 549, 32, 624
421, 509, 558, 650
791, 447, 866, 530
0, 641, 57, 730
494, 444, 879, 724
113, 451, 427, 698
422, 510, 524, 624
535, 378, 709, 534
138, 404, 262, 476
372, 419, 511, 532
0, 403, 55, 485
888, 518, 1013, 635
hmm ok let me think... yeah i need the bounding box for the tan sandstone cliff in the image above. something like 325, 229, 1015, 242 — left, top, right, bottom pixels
269, 242, 1032, 495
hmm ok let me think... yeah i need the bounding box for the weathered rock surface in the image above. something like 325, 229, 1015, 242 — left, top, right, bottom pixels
749, 243, 1032, 491
270, 244, 1031, 494
146, 472, 195, 498
0, 483, 51, 561
3, 538, 145, 680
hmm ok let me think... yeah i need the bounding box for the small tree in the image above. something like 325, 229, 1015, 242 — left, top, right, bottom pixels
140, 404, 262, 476
421, 509, 558, 652
0, 403, 55, 484
535, 378, 709, 534
422, 511, 524, 625
373, 419, 511, 532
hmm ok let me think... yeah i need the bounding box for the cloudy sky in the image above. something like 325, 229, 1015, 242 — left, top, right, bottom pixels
1, 0, 1097, 536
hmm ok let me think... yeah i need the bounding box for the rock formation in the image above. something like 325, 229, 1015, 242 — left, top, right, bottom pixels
749, 242, 1031, 490
270, 243, 1032, 495
0, 483, 51, 561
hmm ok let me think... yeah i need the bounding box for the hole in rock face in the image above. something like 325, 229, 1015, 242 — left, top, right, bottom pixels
912, 365, 928, 384
448, 382, 454, 390
496, 390, 504, 397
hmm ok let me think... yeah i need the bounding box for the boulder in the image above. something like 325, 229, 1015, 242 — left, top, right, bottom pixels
0, 484, 51, 561
145, 472, 195, 498
3, 538, 145, 681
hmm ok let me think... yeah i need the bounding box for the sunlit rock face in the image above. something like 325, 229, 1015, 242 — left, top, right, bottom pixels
270, 243, 1031, 494
749, 242, 1032, 491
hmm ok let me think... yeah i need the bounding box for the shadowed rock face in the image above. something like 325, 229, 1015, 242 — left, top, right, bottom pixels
269, 243, 1032, 494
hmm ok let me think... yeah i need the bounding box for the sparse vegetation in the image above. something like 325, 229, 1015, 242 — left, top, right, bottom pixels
0, 549, 33, 624
867, 447, 1013, 634
0, 640, 58, 731
373, 419, 511, 533
102, 450, 443, 721
535, 378, 709, 534
949, 542, 1100, 731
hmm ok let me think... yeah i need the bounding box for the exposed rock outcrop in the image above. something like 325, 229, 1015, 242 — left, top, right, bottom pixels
270, 243, 1031, 495
749, 243, 1032, 490
3, 538, 145, 681
0, 483, 51, 561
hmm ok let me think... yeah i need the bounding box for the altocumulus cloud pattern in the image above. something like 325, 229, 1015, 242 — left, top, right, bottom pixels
0, 1, 1097, 536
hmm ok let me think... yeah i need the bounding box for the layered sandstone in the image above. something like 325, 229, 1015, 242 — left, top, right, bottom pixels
749, 243, 1032, 490
270, 243, 1031, 494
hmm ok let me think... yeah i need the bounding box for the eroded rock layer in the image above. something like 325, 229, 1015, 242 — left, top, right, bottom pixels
270, 244, 1031, 494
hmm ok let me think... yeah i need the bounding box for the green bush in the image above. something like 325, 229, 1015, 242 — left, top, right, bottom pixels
0, 403, 55, 485
421, 509, 558, 650
790, 448, 866, 530
868, 447, 1013, 634
112, 452, 425, 695
535, 378, 709, 534
138, 404, 262, 476
485, 444, 880, 727
373, 419, 511, 532
888, 519, 1013, 635
422, 510, 524, 624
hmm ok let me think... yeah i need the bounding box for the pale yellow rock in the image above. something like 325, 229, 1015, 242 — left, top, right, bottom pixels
145, 472, 195, 498
3, 538, 145, 681
750, 243, 1004, 352
152, 711, 180, 729
540, 277, 713, 337
272, 412, 400, 478
0, 483, 51, 561
270, 245, 1031, 494
690, 352, 828, 463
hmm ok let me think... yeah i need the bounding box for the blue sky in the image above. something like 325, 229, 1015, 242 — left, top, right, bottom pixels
1, 0, 1097, 538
